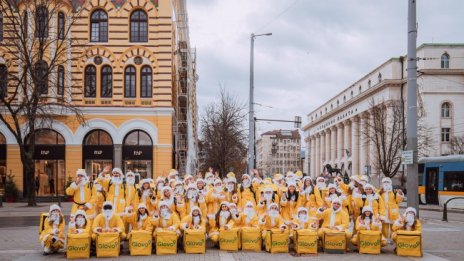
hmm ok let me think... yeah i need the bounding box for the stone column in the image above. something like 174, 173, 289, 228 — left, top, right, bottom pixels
321, 132, 326, 164
337, 123, 344, 161
351, 117, 360, 176
114, 144, 123, 168
359, 115, 368, 175
315, 134, 321, 177
344, 121, 351, 161
310, 136, 315, 176
330, 127, 336, 164
325, 130, 331, 164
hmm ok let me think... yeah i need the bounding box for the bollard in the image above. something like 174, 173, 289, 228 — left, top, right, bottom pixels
0, 195, 3, 208
442, 197, 464, 222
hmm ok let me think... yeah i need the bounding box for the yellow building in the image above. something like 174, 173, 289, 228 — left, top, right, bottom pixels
0, 0, 198, 198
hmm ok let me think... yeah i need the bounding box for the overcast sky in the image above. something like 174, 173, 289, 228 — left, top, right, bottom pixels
187, 0, 464, 138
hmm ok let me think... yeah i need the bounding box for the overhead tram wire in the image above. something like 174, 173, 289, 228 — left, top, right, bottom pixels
254, 0, 301, 33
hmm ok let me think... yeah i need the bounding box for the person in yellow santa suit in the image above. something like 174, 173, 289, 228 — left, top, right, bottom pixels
204, 172, 215, 192
238, 174, 257, 211
314, 177, 328, 209
379, 177, 404, 242
237, 201, 260, 228
92, 201, 126, 241
300, 177, 319, 216
180, 184, 207, 219
353, 184, 386, 220
317, 198, 351, 245
225, 177, 240, 206
93, 179, 106, 215
180, 206, 207, 233
40, 204, 65, 255
127, 203, 153, 240
324, 184, 350, 215
228, 203, 242, 227
208, 201, 235, 245
351, 206, 386, 248
280, 182, 303, 224
152, 201, 181, 238
289, 207, 319, 241
206, 179, 227, 221
68, 210, 92, 236
157, 186, 180, 215
257, 186, 280, 216
259, 202, 287, 242
102, 168, 128, 217
65, 169, 96, 219
133, 179, 156, 215
391, 207, 422, 243
196, 178, 208, 196
124, 171, 138, 209
154, 177, 166, 198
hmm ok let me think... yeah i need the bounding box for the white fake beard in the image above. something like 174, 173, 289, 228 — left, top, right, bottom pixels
76, 218, 85, 227
364, 217, 371, 224
175, 187, 184, 195
220, 211, 230, 219
193, 216, 200, 225
161, 210, 171, 219
215, 187, 222, 193
383, 184, 393, 192
244, 208, 255, 217
242, 180, 251, 188
188, 192, 197, 200
140, 213, 147, 220
111, 177, 122, 184
126, 177, 135, 185
269, 210, 278, 218
406, 214, 415, 225
227, 185, 234, 191
305, 186, 312, 194
298, 214, 308, 223
103, 210, 113, 220
264, 194, 273, 201
317, 182, 326, 189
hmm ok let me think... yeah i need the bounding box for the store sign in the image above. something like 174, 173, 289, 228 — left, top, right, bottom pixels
83, 145, 113, 160
0, 144, 6, 159
123, 146, 152, 160
31, 145, 65, 160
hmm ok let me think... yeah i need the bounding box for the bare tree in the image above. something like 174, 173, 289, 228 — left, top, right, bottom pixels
416, 85, 436, 158
200, 87, 247, 176
363, 99, 406, 178
449, 135, 464, 154
0, 0, 85, 206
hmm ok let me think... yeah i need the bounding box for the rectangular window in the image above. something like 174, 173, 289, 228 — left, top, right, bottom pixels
441, 128, 450, 142
443, 172, 464, 192
57, 67, 64, 96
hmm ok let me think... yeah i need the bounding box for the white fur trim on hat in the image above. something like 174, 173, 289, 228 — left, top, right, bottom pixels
362, 206, 373, 214
268, 202, 279, 211
126, 171, 135, 177
138, 203, 147, 210
363, 184, 375, 191
74, 210, 87, 219
227, 177, 237, 183
405, 207, 417, 216
205, 172, 214, 179
263, 186, 273, 193
228, 203, 237, 208
186, 184, 198, 191
382, 177, 392, 184
360, 175, 369, 182
190, 206, 201, 216
112, 168, 123, 176
331, 197, 341, 205
214, 179, 222, 185
161, 186, 172, 193
242, 174, 251, 180
245, 201, 254, 207
158, 201, 170, 209
327, 183, 337, 190
76, 169, 87, 176
49, 204, 61, 213
297, 207, 308, 214
316, 177, 325, 182
196, 178, 205, 184
287, 182, 297, 188
220, 201, 229, 208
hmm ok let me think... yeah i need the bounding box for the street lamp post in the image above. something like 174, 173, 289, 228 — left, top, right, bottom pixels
248, 32, 272, 174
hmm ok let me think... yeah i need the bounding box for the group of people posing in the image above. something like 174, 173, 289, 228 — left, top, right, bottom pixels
39, 167, 422, 255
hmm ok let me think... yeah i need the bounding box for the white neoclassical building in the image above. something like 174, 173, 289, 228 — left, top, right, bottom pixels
303, 44, 464, 183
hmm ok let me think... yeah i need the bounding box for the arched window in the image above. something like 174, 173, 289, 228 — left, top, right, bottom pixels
124, 66, 136, 98
441, 53, 450, 69
378, 73, 382, 83
124, 130, 153, 146
35, 61, 48, 95
35, 5, 49, 39
84, 65, 96, 97
368, 79, 371, 88
84, 130, 113, 145
358, 85, 362, 93
23, 11, 28, 36
140, 66, 152, 98
0, 65, 7, 97
57, 12, 65, 40
0, 12, 3, 41
101, 65, 112, 98
130, 10, 148, 42
57, 65, 64, 97
90, 10, 108, 42
441, 102, 451, 118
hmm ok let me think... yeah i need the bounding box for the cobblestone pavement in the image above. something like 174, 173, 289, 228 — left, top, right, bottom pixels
1, 203, 463, 260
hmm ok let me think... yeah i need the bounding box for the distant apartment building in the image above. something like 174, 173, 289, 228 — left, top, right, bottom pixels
256, 130, 301, 176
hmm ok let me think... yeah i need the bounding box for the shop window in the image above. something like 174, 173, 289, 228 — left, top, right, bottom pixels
0, 65, 7, 97
130, 10, 148, 42
90, 10, 108, 42
57, 65, 64, 97
83, 130, 113, 180
443, 172, 464, 192
123, 130, 153, 179
101, 65, 112, 98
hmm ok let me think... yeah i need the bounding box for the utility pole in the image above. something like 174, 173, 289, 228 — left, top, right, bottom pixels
406, 0, 419, 215
248, 33, 272, 173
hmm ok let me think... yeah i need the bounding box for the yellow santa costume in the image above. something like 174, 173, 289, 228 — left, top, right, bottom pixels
152, 201, 181, 238
353, 184, 386, 219
127, 203, 153, 239
238, 174, 257, 210
180, 206, 207, 232
181, 184, 207, 219
102, 168, 128, 217
314, 177, 328, 208
317, 198, 351, 242
206, 179, 227, 220
280, 182, 303, 224
392, 207, 422, 243
208, 201, 235, 244
91, 201, 126, 241
380, 177, 404, 240
237, 201, 260, 228
65, 169, 96, 219
225, 177, 240, 206
68, 210, 92, 236
133, 179, 156, 215
259, 203, 287, 241
351, 206, 386, 247
257, 186, 280, 216
124, 171, 138, 208
39, 204, 65, 255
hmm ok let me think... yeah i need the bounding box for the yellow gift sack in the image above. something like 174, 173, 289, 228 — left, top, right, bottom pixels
358, 230, 382, 255
184, 230, 206, 254
295, 229, 318, 254
96, 232, 120, 258
129, 231, 152, 256
324, 231, 346, 254
265, 229, 289, 253
219, 228, 239, 251
39, 212, 48, 235
396, 231, 422, 257
241, 227, 262, 252
156, 230, 177, 255
66, 233, 90, 259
